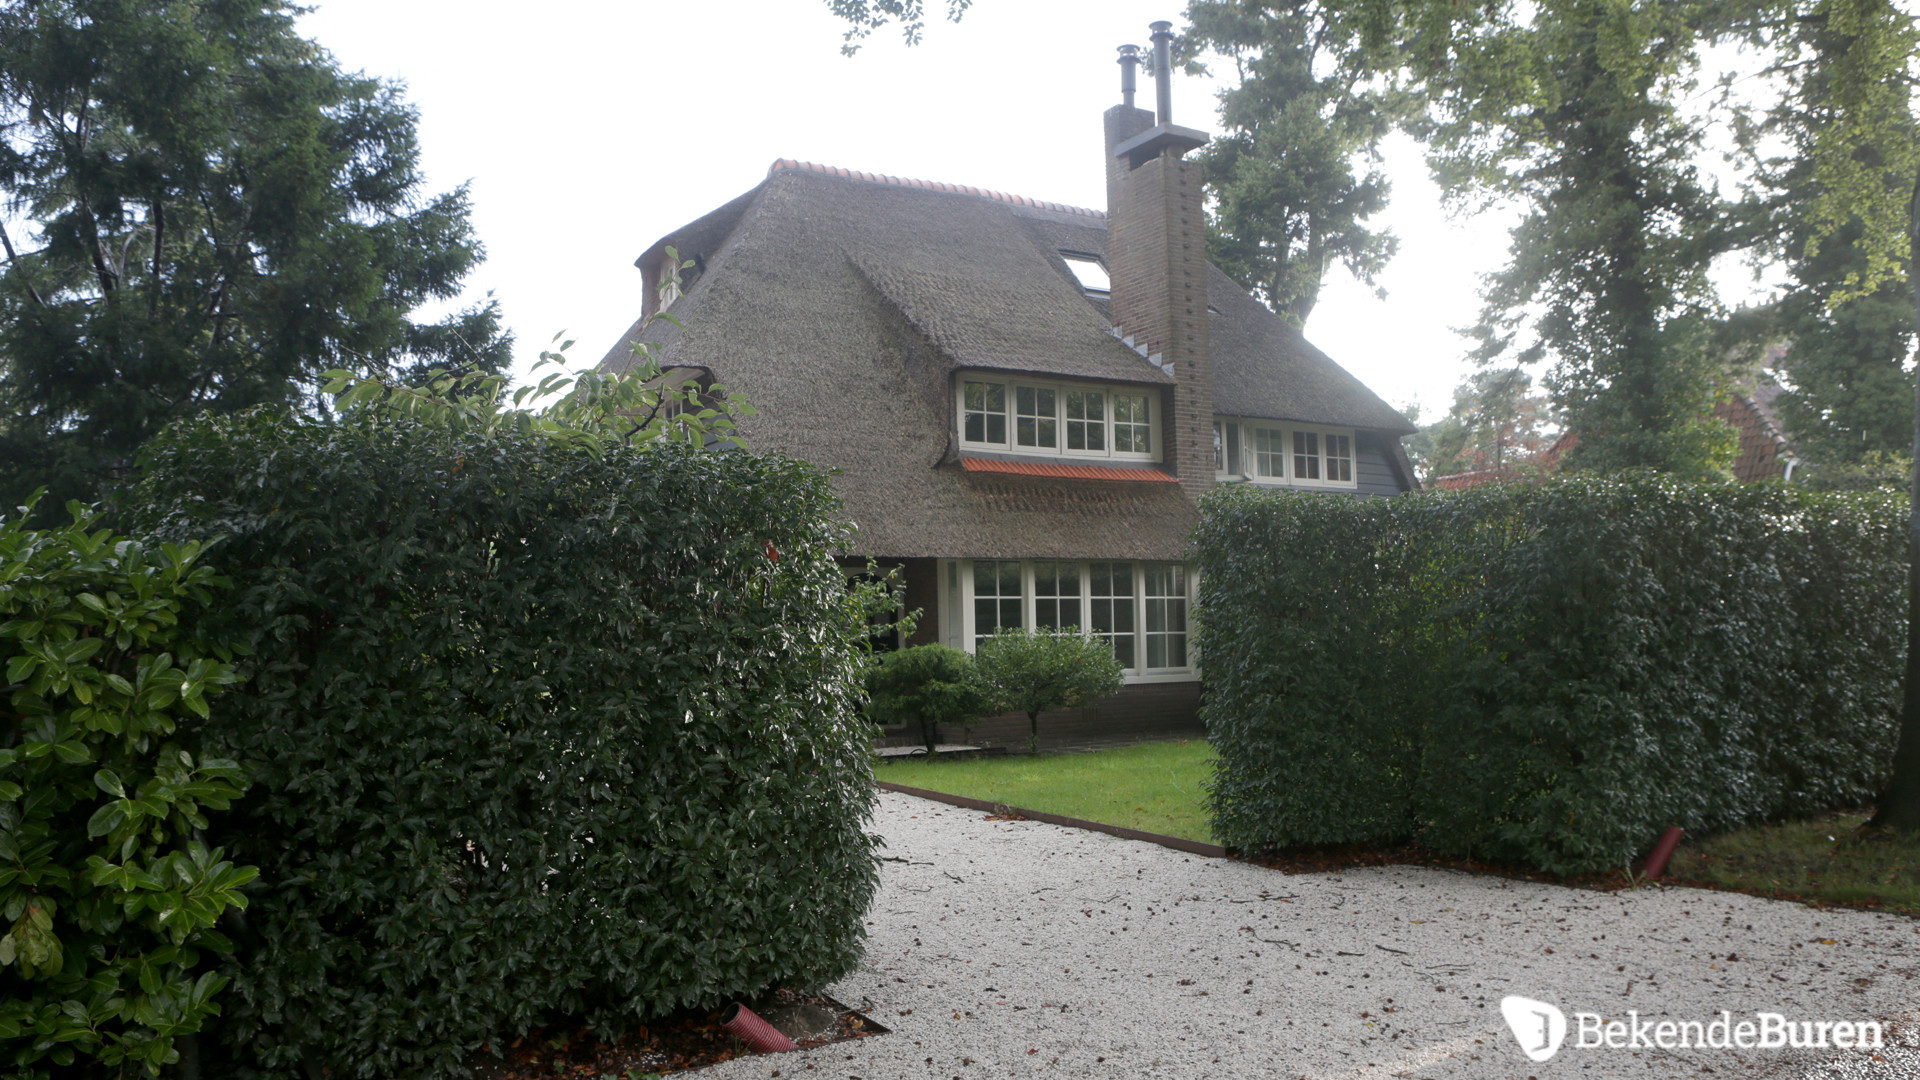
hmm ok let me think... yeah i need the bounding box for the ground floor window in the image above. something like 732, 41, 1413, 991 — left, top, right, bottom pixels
941, 558, 1196, 680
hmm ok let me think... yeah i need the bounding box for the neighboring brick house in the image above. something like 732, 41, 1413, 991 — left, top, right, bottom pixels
1716, 381, 1799, 483
600, 28, 1416, 746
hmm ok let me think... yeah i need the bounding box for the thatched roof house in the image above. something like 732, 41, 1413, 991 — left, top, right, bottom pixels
600, 28, 1414, 743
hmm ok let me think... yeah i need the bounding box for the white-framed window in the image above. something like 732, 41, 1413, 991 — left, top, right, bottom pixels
964, 382, 1008, 445
959, 376, 1161, 462
1033, 560, 1081, 630
1215, 417, 1358, 489
940, 558, 1197, 681
1088, 561, 1136, 669
972, 559, 1022, 649
1142, 564, 1189, 670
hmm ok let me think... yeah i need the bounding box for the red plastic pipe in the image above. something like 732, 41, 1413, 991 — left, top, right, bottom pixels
719, 1003, 798, 1053
1642, 825, 1685, 879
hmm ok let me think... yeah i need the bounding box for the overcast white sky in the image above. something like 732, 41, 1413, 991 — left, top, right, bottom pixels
294, 0, 1530, 420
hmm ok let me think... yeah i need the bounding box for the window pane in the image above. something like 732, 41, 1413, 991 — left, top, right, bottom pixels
1254, 427, 1285, 478
1213, 421, 1224, 471
1114, 393, 1151, 454
964, 381, 1007, 446
1066, 391, 1106, 452
1033, 560, 1081, 630
1089, 560, 1135, 669
1142, 562, 1188, 671
1294, 430, 1321, 480
1226, 423, 1241, 474
973, 559, 1024, 648
1326, 433, 1353, 482
1015, 386, 1059, 449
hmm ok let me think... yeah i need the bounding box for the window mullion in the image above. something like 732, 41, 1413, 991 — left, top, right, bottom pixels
960, 559, 976, 651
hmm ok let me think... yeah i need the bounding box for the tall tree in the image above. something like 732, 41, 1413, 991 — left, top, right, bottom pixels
1417, 366, 1556, 481
1411, 0, 1735, 478
1182, 1, 1403, 325
0, 0, 511, 510
1724, 0, 1917, 473
1730, 0, 1920, 833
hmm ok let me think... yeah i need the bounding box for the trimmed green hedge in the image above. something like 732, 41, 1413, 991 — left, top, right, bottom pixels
124, 411, 879, 1080
1196, 474, 1906, 874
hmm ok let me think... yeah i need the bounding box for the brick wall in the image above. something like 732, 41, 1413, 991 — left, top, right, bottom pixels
1105, 117, 1214, 501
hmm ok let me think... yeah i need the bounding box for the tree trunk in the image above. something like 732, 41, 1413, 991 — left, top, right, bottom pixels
1869, 166, 1920, 833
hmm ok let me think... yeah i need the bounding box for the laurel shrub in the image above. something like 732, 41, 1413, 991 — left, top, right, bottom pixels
1197, 474, 1906, 874
123, 410, 879, 1080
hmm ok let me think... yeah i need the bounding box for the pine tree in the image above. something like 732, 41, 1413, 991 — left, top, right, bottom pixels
0, 0, 511, 510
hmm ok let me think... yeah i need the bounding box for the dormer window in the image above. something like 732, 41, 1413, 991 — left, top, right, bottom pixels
960, 376, 1158, 462
1216, 418, 1357, 488
1061, 253, 1111, 295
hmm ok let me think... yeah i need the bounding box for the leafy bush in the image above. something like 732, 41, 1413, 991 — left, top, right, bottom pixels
972, 629, 1126, 752
0, 500, 252, 1079
1196, 474, 1907, 874
123, 410, 880, 1080
866, 644, 986, 753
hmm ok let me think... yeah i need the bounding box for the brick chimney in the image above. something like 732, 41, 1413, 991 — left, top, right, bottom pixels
1105, 22, 1213, 498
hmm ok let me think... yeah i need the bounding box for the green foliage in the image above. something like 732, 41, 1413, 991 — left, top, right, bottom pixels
1414, 367, 1557, 482
121, 410, 880, 1080
971, 629, 1126, 753
1803, 450, 1914, 493
1409, 0, 1737, 477
1722, 2, 1917, 469
1183, 2, 1406, 325
1196, 475, 1907, 875
827, 0, 972, 53
0, 0, 510, 511
866, 644, 985, 754
0, 498, 252, 1079
319, 247, 756, 457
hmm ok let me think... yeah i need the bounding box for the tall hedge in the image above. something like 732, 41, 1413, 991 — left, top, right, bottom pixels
122, 410, 880, 1080
1196, 474, 1907, 874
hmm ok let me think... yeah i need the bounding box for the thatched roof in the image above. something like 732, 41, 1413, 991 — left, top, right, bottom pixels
600, 161, 1412, 559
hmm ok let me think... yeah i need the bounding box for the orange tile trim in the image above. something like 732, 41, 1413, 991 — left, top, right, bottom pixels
959, 457, 1179, 482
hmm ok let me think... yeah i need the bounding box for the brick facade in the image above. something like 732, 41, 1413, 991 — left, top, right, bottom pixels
1104, 110, 1215, 500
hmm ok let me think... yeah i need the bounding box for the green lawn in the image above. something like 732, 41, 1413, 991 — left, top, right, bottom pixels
876, 744, 1920, 915
874, 740, 1215, 843
1665, 810, 1920, 916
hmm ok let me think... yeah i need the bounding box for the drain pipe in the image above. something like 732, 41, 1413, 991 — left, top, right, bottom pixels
1642, 825, 1685, 879
720, 1003, 799, 1053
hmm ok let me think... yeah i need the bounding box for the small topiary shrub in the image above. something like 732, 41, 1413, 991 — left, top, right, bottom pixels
1196, 474, 1907, 875
123, 409, 880, 1080
0, 499, 252, 1079
866, 644, 986, 753
972, 629, 1126, 753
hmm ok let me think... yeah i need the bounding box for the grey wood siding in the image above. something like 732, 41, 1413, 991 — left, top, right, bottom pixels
1356, 432, 1411, 495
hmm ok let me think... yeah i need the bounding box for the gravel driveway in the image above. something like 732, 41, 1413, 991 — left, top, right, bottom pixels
706, 792, 1919, 1080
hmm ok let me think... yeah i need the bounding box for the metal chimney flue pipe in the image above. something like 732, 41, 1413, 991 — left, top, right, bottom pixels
1150, 20, 1174, 124
1117, 44, 1140, 108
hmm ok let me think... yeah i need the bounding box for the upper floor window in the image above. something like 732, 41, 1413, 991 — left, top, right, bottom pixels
961, 376, 1160, 462
1216, 418, 1358, 489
